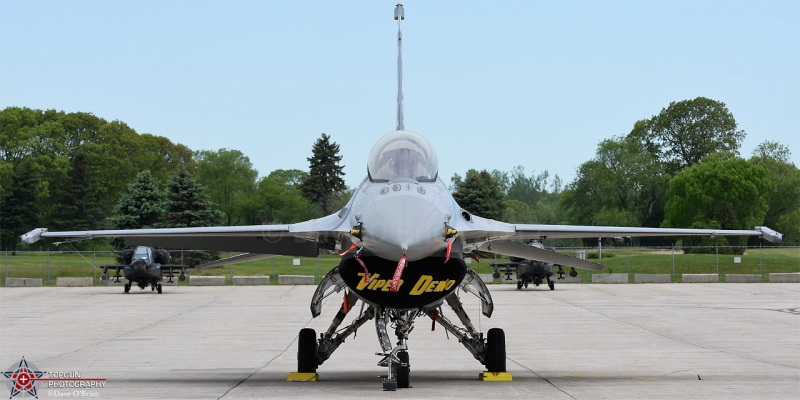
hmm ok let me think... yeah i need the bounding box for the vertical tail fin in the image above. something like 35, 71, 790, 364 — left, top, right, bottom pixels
395, 3, 405, 131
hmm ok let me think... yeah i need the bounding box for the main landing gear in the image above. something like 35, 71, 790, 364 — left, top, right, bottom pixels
121, 281, 161, 294
518, 276, 555, 290
289, 268, 510, 390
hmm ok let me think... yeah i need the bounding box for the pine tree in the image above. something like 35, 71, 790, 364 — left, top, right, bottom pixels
2, 159, 42, 253
112, 170, 165, 229
452, 169, 505, 220
160, 171, 222, 228
300, 133, 346, 215
52, 151, 105, 232
159, 171, 222, 266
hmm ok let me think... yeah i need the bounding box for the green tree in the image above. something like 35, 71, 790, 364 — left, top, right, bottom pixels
752, 140, 792, 163
749, 141, 800, 246
503, 199, 535, 223
507, 166, 547, 207
160, 171, 222, 228
195, 148, 258, 226
51, 151, 106, 232
300, 133, 346, 216
452, 169, 505, 220
1, 159, 45, 253
59, 111, 105, 155
1, 107, 199, 243
137, 134, 195, 183
158, 171, 221, 266
0, 108, 63, 251
561, 136, 666, 229
775, 210, 800, 246
113, 171, 166, 230
663, 158, 772, 254
266, 169, 309, 186
242, 170, 317, 225
629, 97, 746, 175
505, 166, 565, 224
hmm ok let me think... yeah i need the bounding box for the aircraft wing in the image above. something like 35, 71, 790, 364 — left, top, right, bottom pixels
510, 224, 783, 243
488, 262, 523, 267
21, 212, 352, 257
480, 240, 606, 270
99, 264, 128, 269
161, 264, 191, 270
455, 215, 782, 270
194, 253, 275, 269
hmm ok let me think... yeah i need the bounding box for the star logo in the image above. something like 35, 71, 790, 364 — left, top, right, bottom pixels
3, 357, 44, 398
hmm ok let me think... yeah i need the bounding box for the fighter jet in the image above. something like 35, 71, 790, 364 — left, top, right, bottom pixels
100, 246, 188, 294
20, 3, 783, 391
490, 240, 560, 290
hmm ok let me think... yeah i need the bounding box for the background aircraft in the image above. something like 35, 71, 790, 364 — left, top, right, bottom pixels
490, 240, 560, 290
100, 246, 189, 294
20, 3, 783, 391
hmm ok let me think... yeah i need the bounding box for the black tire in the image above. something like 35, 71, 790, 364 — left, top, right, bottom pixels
396, 351, 410, 388
548, 280, 555, 290
297, 328, 318, 373
124, 283, 130, 293
157, 283, 162, 294
485, 328, 506, 372
516, 281, 522, 290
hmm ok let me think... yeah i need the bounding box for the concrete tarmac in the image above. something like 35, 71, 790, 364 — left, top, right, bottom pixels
1, 283, 798, 399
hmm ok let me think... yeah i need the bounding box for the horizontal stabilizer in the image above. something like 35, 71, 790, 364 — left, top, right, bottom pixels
479, 240, 605, 271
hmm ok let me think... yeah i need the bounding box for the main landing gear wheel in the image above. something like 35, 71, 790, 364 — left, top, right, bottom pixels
516, 280, 523, 290
157, 283, 162, 294
485, 328, 506, 372
297, 328, 318, 373
396, 351, 410, 388
548, 280, 555, 291
124, 283, 131, 293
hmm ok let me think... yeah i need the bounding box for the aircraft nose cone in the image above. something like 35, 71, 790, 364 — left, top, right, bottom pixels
359, 192, 447, 261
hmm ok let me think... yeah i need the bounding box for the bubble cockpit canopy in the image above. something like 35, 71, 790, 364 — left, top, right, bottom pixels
133, 246, 152, 261
367, 130, 438, 182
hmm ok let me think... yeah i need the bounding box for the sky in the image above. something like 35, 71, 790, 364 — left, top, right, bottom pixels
1, 0, 798, 189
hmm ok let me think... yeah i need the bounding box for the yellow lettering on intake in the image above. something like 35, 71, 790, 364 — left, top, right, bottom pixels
409, 275, 433, 295
356, 273, 378, 290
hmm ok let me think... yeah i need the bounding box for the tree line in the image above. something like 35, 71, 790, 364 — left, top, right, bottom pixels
2, 97, 798, 254
0, 108, 347, 252
451, 97, 799, 250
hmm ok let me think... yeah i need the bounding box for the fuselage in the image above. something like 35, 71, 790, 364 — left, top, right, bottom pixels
333, 130, 470, 309
348, 176, 456, 261
123, 246, 163, 284
339, 129, 468, 263
336, 176, 470, 310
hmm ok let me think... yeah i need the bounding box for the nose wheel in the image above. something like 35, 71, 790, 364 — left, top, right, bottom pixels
485, 328, 506, 372
396, 351, 410, 389
297, 328, 319, 373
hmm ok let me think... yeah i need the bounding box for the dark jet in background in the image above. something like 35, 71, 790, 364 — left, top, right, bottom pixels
491, 240, 561, 290
101, 246, 189, 294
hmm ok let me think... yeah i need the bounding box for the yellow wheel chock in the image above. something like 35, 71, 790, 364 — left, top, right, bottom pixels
286, 372, 319, 382
479, 371, 512, 381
